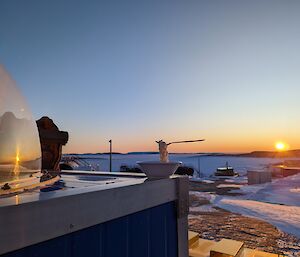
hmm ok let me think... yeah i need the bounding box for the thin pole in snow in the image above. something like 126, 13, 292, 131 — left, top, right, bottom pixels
109, 140, 112, 172
198, 156, 201, 177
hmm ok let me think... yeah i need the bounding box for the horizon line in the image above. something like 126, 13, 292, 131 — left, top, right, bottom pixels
62, 149, 300, 155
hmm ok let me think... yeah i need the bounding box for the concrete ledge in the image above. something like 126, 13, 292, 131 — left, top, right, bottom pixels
0, 175, 186, 255
188, 231, 199, 246
189, 238, 216, 257
188, 235, 285, 257
210, 239, 244, 257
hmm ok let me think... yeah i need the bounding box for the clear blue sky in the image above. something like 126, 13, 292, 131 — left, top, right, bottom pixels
1, 0, 300, 153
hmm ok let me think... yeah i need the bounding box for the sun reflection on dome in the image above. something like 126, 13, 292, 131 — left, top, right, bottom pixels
0, 65, 42, 185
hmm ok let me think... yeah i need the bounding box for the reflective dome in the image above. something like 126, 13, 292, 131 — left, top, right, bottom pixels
0, 65, 41, 184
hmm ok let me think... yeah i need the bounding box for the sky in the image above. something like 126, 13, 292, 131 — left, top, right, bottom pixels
0, 0, 300, 154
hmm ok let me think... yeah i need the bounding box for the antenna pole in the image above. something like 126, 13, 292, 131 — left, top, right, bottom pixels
198, 155, 201, 177
168, 139, 205, 145
109, 140, 112, 172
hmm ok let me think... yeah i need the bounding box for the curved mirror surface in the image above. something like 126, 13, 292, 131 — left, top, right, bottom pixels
0, 65, 41, 183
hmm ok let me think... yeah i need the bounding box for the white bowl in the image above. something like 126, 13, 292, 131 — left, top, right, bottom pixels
137, 161, 182, 178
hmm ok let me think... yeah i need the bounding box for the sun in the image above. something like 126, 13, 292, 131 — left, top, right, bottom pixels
275, 142, 286, 151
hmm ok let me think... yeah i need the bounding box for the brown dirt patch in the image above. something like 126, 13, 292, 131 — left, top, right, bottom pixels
188, 183, 300, 256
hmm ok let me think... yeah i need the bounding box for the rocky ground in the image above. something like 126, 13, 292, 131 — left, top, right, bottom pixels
188, 181, 300, 257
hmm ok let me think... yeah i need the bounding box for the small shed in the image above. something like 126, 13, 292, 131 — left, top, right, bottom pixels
247, 170, 272, 185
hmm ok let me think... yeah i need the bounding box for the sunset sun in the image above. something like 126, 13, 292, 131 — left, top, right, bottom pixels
275, 142, 287, 151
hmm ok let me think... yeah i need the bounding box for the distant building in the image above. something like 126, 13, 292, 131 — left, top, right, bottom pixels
247, 170, 272, 185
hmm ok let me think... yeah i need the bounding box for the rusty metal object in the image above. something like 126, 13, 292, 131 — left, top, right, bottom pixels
36, 117, 68, 171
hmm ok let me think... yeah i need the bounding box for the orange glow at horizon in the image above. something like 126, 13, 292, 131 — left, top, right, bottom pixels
63, 135, 298, 154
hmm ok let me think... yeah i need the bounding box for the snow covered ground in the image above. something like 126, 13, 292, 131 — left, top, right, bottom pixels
215, 198, 300, 238
212, 174, 300, 238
